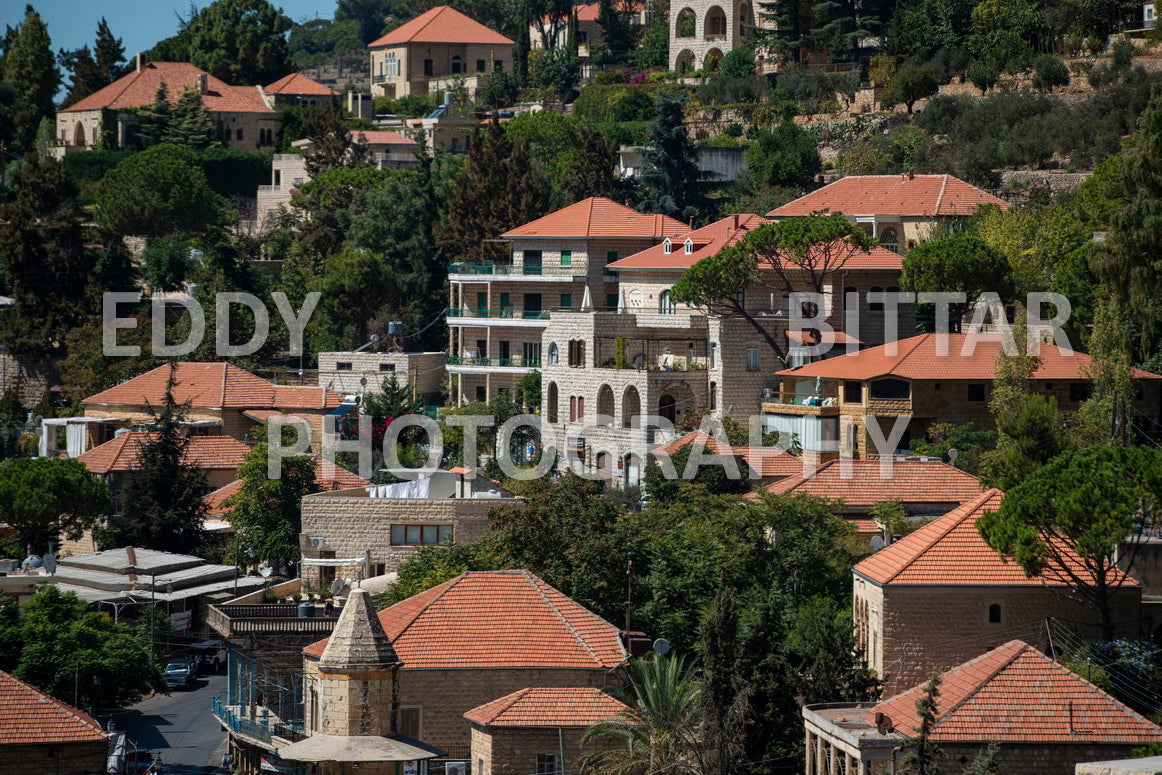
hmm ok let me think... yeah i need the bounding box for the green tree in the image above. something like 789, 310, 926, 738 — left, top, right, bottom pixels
719, 47, 757, 79
142, 238, 195, 291
135, 83, 172, 148
59, 18, 125, 108
2, 586, 165, 710
811, 0, 886, 62
563, 122, 625, 203
901, 674, 943, 775
163, 86, 217, 148
900, 235, 1013, 332
671, 214, 875, 364
978, 446, 1162, 641
636, 93, 713, 222
634, 20, 669, 69
94, 373, 210, 555
0, 5, 60, 154
887, 0, 976, 58
744, 121, 822, 190
529, 46, 579, 98
581, 654, 706, 775
880, 64, 939, 114
185, 0, 292, 84
1075, 298, 1137, 446
312, 246, 394, 349
966, 58, 999, 92
1032, 54, 1070, 92
0, 458, 109, 555
375, 541, 498, 607
969, 0, 1044, 72
0, 154, 92, 359
784, 595, 881, 703
597, 0, 636, 62
302, 99, 370, 177
335, 0, 396, 44
227, 443, 320, 570
95, 144, 224, 238
962, 743, 1001, 775
756, 0, 809, 62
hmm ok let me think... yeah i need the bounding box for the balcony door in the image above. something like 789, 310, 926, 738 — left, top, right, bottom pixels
523, 293, 542, 319
524, 250, 542, 275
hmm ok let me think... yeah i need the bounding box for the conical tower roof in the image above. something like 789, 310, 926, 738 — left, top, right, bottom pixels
318, 585, 401, 672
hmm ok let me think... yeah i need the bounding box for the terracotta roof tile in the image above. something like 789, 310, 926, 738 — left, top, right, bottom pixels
853, 489, 1139, 587
651, 430, 807, 479
608, 214, 903, 271
368, 6, 515, 46
83, 363, 345, 410
0, 669, 107, 745
64, 61, 274, 113
77, 433, 251, 475
870, 641, 1162, 744
304, 571, 627, 669
776, 333, 1162, 382
757, 459, 983, 508
501, 197, 688, 239
768, 175, 1009, 218
203, 459, 371, 516
465, 687, 629, 726
264, 72, 338, 96
540, 1, 646, 22
351, 129, 418, 146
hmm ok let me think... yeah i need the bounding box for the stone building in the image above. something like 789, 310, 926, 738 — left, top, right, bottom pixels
754, 458, 984, 538
529, 1, 650, 58
767, 174, 1011, 253
466, 687, 630, 775
766, 333, 1162, 459
262, 71, 339, 107
0, 668, 109, 775
54, 57, 279, 154
301, 570, 631, 768
669, 0, 756, 72
368, 5, 515, 100
317, 350, 446, 404
852, 489, 1143, 694
73, 362, 351, 454
802, 641, 1162, 775
299, 469, 514, 584
447, 197, 686, 405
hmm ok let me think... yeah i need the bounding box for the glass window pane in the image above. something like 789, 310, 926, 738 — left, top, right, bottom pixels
439, 526, 453, 543
422, 526, 438, 545
406, 525, 422, 545
391, 525, 405, 545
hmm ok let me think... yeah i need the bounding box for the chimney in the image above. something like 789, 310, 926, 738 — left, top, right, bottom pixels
197, 73, 208, 94
907, 170, 915, 180
135, 52, 145, 72
732, 213, 739, 229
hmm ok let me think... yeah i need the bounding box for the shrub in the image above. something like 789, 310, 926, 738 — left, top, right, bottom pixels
476, 71, 520, 109
745, 121, 822, 189
1032, 55, 1070, 91
967, 59, 1000, 92
573, 84, 661, 121
1111, 38, 1135, 72
373, 93, 438, 117
719, 47, 757, 79
696, 74, 772, 104
723, 121, 743, 137
879, 65, 939, 114
61, 149, 135, 183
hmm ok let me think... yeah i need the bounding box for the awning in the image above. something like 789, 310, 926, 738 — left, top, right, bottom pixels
278, 734, 446, 763
300, 557, 364, 567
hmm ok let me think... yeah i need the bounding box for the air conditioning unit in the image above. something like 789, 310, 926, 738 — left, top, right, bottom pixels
445, 762, 467, 775
310, 537, 326, 548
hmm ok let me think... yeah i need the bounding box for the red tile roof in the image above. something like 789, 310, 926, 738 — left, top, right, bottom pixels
776, 333, 1162, 382
756, 459, 982, 508
265, 72, 338, 96
64, 61, 274, 113
368, 6, 515, 46
539, 2, 646, 23
651, 431, 807, 479
203, 458, 371, 516
869, 640, 1162, 744
78, 432, 251, 475
351, 129, 418, 146
466, 687, 629, 727
502, 197, 687, 239
768, 174, 1009, 218
83, 363, 345, 410
853, 489, 1140, 587
607, 214, 903, 271
304, 570, 627, 669
0, 669, 107, 745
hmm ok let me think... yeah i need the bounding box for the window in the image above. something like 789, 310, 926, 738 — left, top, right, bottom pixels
380, 363, 395, 372
746, 343, 759, 371
606, 293, 618, 309
879, 226, 900, 253
522, 342, 541, 364
548, 342, 559, 365
559, 293, 572, 309
336, 362, 353, 371
424, 59, 434, 76
967, 383, 986, 402
684, 239, 693, 254
475, 385, 486, 401
1069, 382, 1093, 402
869, 286, 884, 312
273, 169, 282, 187
235, 128, 244, 141
870, 378, 910, 400
476, 59, 486, 72
710, 342, 718, 368
606, 251, 618, 263
988, 604, 1002, 624
494, 60, 504, 71
391, 525, 453, 546
843, 381, 862, 404
659, 290, 676, 314
663, 239, 672, 254
709, 381, 717, 410
569, 396, 586, 422
933, 382, 941, 391
451, 55, 463, 73
400, 707, 421, 738
536, 755, 560, 775
567, 340, 586, 367
560, 249, 572, 267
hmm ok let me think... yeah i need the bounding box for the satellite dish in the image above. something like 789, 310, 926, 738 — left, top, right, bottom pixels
22, 554, 42, 569
370, 333, 381, 343
652, 638, 670, 655
947, 448, 959, 460
259, 565, 273, 578
870, 535, 885, 552
330, 577, 345, 596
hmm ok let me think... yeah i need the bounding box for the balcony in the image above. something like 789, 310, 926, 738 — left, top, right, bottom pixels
761, 389, 841, 417
445, 355, 541, 374
446, 308, 552, 327
372, 73, 387, 84
212, 695, 305, 747
206, 603, 341, 639
448, 262, 581, 281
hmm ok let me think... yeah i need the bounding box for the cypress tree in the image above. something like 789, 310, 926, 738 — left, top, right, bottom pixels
1, 5, 60, 154
59, 18, 125, 108
136, 84, 172, 148
164, 86, 216, 149
636, 93, 713, 222
902, 674, 943, 775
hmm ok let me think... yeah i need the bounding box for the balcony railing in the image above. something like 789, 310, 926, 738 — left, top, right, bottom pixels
762, 388, 840, 406
212, 695, 305, 745
446, 356, 542, 368
207, 603, 340, 639
446, 308, 551, 321
372, 73, 387, 84
450, 262, 578, 276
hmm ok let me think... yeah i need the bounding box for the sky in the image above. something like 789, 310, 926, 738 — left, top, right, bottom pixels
2, 1, 336, 69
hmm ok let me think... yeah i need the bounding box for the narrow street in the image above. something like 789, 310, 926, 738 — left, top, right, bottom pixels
109, 673, 229, 775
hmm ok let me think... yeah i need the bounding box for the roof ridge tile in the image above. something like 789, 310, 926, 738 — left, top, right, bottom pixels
526, 571, 605, 665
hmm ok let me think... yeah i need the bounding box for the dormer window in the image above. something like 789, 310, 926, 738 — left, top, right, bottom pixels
684, 239, 693, 255
663, 239, 672, 254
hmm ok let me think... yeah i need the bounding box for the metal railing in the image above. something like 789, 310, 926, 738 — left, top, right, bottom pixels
212, 695, 305, 744
207, 604, 340, 638
762, 388, 840, 407
446, 308, 552, 321
449, 262, 578, 276
445, 356, 542, 368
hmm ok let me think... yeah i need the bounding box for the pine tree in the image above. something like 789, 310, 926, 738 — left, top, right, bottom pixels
962, 743, 1001, 775
163, 86, 216, 149
58, 18, 125, 108
756, 0, 809, 62
301, 100, 368, 176
93, 18, 125, 81
136, 83, 172, 148
902, 674, 943, 775
636, 93, 712, 222
597, 0, 636, 62
0, 5, 60, 154
811, 0, 886, 62
563, 123, 624, 203
94, 367, 209, 555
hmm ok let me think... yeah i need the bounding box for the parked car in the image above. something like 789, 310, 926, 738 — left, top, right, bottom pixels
162, 661, 195, 690
186, 639, 227, 674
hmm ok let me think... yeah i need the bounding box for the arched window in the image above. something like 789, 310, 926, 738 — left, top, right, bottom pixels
710, 342, 718, 368
547, 382, 558, 423
709, 381, 717, 409
597, 384, 615, 426
663, 238, 672, 254
547, 342, 559, 365
73, 121, 86, 147
684, 238, 694, 254
869, 285, 884, 312
622, 386, 640, 428
988, 603, 1002, 624
659, 290, 676, 314
675, 8, 696, 37
879, 226, 900, 253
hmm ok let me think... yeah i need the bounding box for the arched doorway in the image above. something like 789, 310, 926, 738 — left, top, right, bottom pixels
704, 48, 724, 72
624, 453, 641, 487
658, 394, 677, 423
622, 385, 641, 428
596, 384, 614, 426
675, 49, 696, 74
704, 6, 727, 37
675, 7, 696, 36
547, 381, 559, 423
73, 121, 86, 147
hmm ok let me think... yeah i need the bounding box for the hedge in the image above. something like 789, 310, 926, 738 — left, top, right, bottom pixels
573, 83, 668, 122
62, 146, 271, 199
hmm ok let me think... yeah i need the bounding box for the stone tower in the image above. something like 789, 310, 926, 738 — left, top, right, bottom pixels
311, 585, 402, 737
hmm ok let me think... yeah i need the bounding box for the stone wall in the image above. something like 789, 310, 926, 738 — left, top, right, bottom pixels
317, 351, 446, 401
471, 724, 592, 775
4, 741, 108, 775
0, 354, 56, 407
938, 743, 1151, 775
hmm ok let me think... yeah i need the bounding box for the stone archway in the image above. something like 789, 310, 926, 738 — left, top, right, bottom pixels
704, 6, 727, 37
73, 121, 86, 147
596, 384, 615, 426
675, 49, 697, 74
675, 7, 696, 37
704, 47, 725, 72
622, 385, 641, 429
